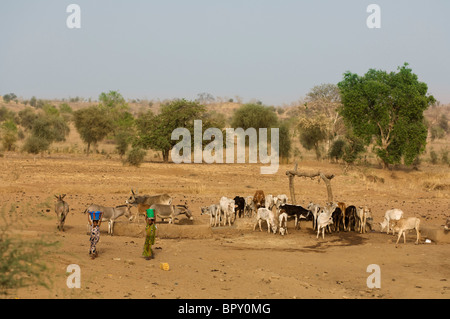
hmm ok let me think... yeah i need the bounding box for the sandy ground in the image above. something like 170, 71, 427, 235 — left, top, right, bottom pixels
0, 153, 449, 299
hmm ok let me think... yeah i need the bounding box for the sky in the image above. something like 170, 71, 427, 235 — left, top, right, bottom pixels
1, 0, 449, 106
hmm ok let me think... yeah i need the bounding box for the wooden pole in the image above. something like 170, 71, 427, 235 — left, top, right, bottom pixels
285, 164, 335, 204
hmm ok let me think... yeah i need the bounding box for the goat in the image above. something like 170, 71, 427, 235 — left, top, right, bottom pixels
391, 217, 421, 246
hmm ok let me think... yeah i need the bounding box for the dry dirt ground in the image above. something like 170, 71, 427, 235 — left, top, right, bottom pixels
1, 153, 449, 299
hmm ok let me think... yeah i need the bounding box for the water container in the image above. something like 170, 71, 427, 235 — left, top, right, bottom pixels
146, 208, 155, 219
89, 211, 102, 221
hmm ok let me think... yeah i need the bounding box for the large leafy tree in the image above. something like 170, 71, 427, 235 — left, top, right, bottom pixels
73, 106, 113, 156
135, 99, 214, 162
337, 63, 435, 168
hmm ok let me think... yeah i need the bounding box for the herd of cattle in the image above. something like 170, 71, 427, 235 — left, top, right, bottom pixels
200, 190, 424, 246
52, 188, 433, 246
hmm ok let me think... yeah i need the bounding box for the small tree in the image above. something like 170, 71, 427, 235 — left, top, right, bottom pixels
73, 106, 114, 156
231, 103, 279, 131
297, 115, 329, 160
22, 113, 70, 155
1, 120, 18, 151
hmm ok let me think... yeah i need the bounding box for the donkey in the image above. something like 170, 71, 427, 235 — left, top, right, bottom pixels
150, 203, 194, 224
84, 204, 133, 235
126, 189, 172, 223
54, 194, 69, 231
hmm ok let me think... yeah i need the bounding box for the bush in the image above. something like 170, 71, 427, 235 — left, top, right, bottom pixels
430, 149, 438, 164
329, 139, 345, 162
125, 147, 146, 167
0, 207, 57, 295
1, 120, 18, 151
22, 135, 50, 154
441, 149, 449, 165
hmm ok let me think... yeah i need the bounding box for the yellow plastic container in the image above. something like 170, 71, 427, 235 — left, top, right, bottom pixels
160, 262, 170, 271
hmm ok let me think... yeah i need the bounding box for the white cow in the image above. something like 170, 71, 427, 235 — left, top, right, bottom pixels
307, 202, 321, 230
265, 194, 275, 211
357, 205, 372, 234
254, 207, 277, 234
316, 205, 335, 239
380, 209, 404, 234
274, 194, 288, 213
219, 197, 235, 226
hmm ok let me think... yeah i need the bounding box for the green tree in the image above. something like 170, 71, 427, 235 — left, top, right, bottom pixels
338, 63, 435, 168
136, 99, 211, 162
18, 107, 38, 131
22, 113, 70, 155
73, 106, 114, 156
297, 115, 330, 160
2, 93, 17, 104
231, 103, 278, 130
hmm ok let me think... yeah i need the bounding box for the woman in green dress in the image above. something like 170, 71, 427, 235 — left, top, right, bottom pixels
143, 208, 157, 260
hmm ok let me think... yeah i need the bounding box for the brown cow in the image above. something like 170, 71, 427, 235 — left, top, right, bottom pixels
337, 202, 347, 231
253, 190, 265, 212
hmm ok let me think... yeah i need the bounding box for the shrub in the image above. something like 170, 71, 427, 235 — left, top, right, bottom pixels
430, 149, 438, 164
125, 147, 146, 167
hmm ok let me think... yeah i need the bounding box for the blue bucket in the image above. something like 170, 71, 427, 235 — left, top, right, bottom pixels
89, 211, 102, 221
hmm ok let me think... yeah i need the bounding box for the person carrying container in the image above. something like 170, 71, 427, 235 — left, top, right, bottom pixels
88, 211, 103, 259
143, 208, 157, 260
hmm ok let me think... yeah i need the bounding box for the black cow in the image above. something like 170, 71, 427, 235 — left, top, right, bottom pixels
279, 204, 312, 230
233, 196, 246, 219
345, 205, 358, 231
331, 207, 343, 232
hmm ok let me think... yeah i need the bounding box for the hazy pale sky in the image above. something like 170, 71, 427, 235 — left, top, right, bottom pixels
1, 0, 449, 106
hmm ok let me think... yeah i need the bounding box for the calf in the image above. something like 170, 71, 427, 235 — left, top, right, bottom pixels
254, 207, 277, 234
201, 204, 220, 227
233, 196, 246, 219
244, 196, 255, 217
279, 204, 312, 230
279, 212, 288, 236
380, 209, 404, 234
391, 217, 421, 246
